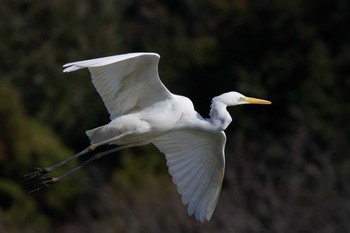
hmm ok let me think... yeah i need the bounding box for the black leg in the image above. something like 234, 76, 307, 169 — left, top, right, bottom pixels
27, 145, 126, 194
23, 145, 95, 182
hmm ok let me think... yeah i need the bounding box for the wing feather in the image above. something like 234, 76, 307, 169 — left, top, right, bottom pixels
152, 130, 226, 222
182, 160, 212, 206
180, 150, 213, 197
168, 149, 203, 176
63, 53, 173, 119
177, 157, 208, 195
188, 164, 216, 217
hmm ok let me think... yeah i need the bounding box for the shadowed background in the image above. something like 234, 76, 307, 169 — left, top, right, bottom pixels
0, 0, 349, 232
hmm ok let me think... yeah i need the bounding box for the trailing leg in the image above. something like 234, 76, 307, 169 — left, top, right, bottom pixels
27, 144, 131, 194
23, 131, 130, 182
23, 144, 97, 182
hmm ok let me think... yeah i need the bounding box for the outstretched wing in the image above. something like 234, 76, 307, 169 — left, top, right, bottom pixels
152, 130, 226, 222
63, 53, 173, 119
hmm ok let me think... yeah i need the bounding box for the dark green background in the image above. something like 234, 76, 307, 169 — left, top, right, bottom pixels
1, 0, 349, 232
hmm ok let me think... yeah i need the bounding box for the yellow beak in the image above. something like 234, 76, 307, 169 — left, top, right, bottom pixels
244, 97, 271, 105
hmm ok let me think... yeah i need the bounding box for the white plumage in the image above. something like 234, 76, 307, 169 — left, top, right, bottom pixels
63, 53, 171, 120
26, 52, 271, 222
153, 130, 225, 221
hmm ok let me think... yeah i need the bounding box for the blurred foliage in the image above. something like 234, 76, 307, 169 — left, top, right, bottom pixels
0, 0, 350, 232
0, 83, 86, 232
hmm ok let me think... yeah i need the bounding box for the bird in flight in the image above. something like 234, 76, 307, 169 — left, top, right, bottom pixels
24, 52, 271, 222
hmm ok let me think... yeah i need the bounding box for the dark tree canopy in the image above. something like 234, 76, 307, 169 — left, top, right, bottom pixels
0, 0, 349, 232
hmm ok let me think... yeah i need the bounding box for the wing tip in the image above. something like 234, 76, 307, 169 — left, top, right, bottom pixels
61, 52, 160, 73
62, 65, 75, 73
195, 207, 214, 223
62, 65, 84, 73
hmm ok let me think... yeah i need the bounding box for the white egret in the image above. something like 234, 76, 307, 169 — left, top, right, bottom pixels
24, 52, 271, 222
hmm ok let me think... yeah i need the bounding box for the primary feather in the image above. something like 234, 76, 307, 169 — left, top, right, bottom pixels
152, 130, 226, 222
64, 53, 172, 119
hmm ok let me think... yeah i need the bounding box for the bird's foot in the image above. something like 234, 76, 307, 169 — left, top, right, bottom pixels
22, 167, 51, 182
28, 176, 60, 194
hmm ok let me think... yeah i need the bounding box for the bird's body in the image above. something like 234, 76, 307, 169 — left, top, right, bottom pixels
86, 94, 200, 145
25, 52, 271, 222
86, 92, 230, 147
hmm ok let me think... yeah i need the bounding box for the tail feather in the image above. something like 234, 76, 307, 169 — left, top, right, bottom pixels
86, 128, 99, 144
86, 125, 120, 145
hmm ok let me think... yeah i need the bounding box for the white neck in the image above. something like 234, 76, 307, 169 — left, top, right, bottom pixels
209, 98, 232, 131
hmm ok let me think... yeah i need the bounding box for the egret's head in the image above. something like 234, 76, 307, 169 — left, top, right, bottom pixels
215, 91, 271, 106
